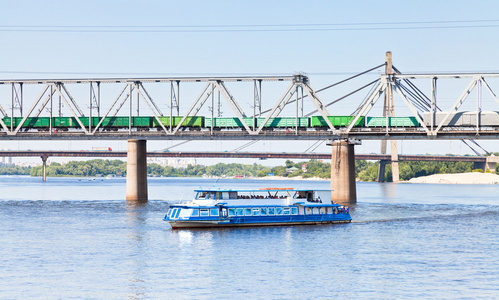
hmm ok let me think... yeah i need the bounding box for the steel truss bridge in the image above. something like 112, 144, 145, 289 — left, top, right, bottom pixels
1, 64, 499, 141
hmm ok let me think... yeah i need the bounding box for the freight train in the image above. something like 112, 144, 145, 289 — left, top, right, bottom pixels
1, 111, 497, 132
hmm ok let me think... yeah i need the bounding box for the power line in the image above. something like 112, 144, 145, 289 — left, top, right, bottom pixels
1, 20, 499, 33
0, 71, 382, 77
1, 19, 499, 29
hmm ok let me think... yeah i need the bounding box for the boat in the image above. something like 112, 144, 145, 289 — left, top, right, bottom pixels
163, 188, 351, 229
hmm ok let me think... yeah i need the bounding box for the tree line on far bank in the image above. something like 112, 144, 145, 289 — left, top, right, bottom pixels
1, 156, 497, 181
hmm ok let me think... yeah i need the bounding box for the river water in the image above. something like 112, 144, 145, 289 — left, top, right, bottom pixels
1, 176, 497, 299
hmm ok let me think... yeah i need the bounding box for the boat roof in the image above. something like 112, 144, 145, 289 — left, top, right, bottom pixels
194, 188, 332, 192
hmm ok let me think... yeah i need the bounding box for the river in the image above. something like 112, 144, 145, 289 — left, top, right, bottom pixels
1, 176, 497, 299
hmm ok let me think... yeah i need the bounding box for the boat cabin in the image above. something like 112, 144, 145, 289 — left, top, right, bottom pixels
194, 188, 326, 203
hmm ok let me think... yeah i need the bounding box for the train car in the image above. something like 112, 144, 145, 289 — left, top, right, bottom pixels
423, 111, 499, 127
310, 116, 365, 128
2, 117, 51, 129
205, 117, 255, 129
365, 117, 419, 127
256, 117, 310, 128
152, 116, 204, 128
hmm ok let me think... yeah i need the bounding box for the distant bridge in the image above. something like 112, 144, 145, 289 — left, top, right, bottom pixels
0, 150, 488, 163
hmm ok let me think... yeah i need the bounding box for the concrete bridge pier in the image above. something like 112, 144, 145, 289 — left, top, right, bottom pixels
41, 155, 48, 181
329, 139, 358, 205
126, 139, 148, 202
486, 155, 499, 172
377, 140, 400, 183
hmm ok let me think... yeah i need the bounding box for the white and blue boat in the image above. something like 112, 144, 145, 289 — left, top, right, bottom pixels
163, 188, 351, 229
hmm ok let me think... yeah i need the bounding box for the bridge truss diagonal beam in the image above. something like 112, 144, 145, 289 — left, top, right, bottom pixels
392, 83, 431, 135
433, 77, 479, 134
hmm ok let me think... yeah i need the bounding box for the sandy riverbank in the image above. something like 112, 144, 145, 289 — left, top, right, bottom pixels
408, 172, 499, 184
211, 172, 499, 184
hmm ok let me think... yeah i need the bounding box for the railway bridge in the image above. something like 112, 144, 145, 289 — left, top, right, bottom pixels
2, 52, 499, 204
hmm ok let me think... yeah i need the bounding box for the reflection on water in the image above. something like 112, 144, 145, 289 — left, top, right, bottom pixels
379, 182, 397, 202
125, 201, 149, 299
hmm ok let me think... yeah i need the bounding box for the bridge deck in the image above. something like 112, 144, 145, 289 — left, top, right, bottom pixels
2, 129, 499, 140
0, 150, 486, 162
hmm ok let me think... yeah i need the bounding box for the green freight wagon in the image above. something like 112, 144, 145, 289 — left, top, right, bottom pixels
310, 116, 365, 127
256, 117, 310, 128
52, 117, 74, 127
55, 117, 107, 128
2, 117, 51, 128
2, 117, 17, 127
132, 117, 152, 127
76, 117, 105, 128
205, 117, 255, 128
100, 117, 130, 128
365, 117, 419, 127
152, 116, 204, 128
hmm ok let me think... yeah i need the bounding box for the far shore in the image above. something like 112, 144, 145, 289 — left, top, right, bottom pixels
3, 172, 499, 184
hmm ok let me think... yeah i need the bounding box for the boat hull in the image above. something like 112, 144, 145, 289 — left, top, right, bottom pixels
168, 219, 351, 229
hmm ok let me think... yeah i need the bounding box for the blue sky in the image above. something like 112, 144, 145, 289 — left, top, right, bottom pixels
1, 0, 499, 164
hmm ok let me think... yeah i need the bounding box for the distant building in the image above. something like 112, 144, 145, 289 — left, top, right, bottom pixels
147, 157, 168, 167
0, 156, 13, 166
167, 158, 197, 168
147, 157, 197, 168
1, 148, 12, 166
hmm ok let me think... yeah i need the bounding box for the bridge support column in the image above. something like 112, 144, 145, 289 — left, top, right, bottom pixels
485, 155, 499, 173
391, 140, 400, 182
329, 139, 358, 205
126, 139, 148, 202
378, 160, 388, 182
41, 155, 48, 182
474, 161, 486, 171
377, 141, 400, 182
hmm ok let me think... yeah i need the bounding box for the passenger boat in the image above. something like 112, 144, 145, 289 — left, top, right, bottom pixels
163, 188, 351, 229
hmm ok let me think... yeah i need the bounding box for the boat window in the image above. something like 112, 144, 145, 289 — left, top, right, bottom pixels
306, 207, 311, 215
260, 207, 267, 216
191, 209, 199, 217
197, 192, 207, 199
276, 207, 283, 215
210, 208, 219, 216
252, 208, 260, 216
283, 208, 290, 215
223, 192, 230, 199
291, 207, 298, 215
244, 208, 252, 216
215, 192, 222, 200
229, 192, 237, 199
327, 207, 332, 214
236, 208, 244, 216
200, 209, 209, 216
268, 207, 275, 215
319, 207, 326, 214
228, 208, 236, 216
